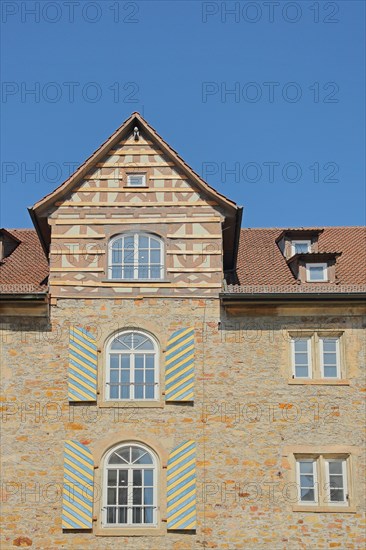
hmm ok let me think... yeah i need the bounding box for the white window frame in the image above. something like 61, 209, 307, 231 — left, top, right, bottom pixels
306, 262, 328, 282
108, 233, 164, 281
324, 458, 348, 506
296, 458, 318, 504
291, 337, 312, 379
319, 337, 341, 379
127, 173, 146, 187
106, 330, 159, 402
102, 442, 158, 528
291, 240, 311, 255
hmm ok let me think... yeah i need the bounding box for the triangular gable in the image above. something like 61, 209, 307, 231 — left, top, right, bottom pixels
29, 113, 242, 270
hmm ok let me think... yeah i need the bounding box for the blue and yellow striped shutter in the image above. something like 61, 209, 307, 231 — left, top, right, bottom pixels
167, 440, 196, 530
68, 326, 97, 401
62, 440, 94, 529
165, 328, 195, 402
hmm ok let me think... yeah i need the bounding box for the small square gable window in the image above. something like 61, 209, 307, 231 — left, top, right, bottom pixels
291, 240, 311, 255
306, 263, 328, 282
127, 174, 146, 187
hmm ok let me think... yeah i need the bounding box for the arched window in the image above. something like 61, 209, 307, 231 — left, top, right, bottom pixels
103, 443, 157, 526
106, 330, 158, 400
108, 233, 164, 280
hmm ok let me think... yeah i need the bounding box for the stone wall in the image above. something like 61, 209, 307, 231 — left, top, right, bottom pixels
1, 298, 365, 549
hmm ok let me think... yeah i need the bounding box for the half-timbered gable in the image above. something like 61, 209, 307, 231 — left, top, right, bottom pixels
30, 113, 242, 299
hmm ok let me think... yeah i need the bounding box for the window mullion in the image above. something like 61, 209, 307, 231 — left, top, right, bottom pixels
131, 352, 134, 400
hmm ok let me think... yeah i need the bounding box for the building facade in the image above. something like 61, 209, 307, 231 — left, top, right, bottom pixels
1, 113, 365, 549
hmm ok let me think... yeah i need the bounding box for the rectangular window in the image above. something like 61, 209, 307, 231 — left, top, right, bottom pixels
319, 337, 340, 379
295, 455, 349, 508
290, 333, 343, 381
306, 263, 328, 282
127, 174, 146, 187
292, 338, 311, 378
291, 240, 311, 255
297, 460, 317, 503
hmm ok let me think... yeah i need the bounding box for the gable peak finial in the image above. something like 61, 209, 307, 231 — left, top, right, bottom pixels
133, 126, 140, 141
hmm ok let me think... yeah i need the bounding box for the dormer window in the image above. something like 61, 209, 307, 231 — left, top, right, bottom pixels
127, 174, 146, 187
291, 240, 311, 255
306, 263, 328, 282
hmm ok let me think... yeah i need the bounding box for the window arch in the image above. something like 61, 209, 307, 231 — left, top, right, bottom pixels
108, 233, 164, 280
103, 443, 158, 527
106, 330, 159, 401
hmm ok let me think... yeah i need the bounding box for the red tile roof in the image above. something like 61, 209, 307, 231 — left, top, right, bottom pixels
1, 226, 365, 295
0, 229, 48, 294
227, 226, 366, 293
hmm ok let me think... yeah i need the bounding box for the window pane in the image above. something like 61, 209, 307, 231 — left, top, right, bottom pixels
324, 366, 338, 378
121, 385, 130, 399
145, 370, 154, 383
329, 462, 343, 475
110, 369, 119, 384
124, 236, 134, 248
121, 370, 130, 383
107, 488, 116, 505
138, 250, 149, 263
121, 355, 130, 368
138, 266, 149, 279
118, 469, 128, 484
135, 355, 144, 369
139, 236, 149, 248
110, 354, 119, 368
123, 266, 134, 279
133, 507, 142, 524
112, 249, 122, 264
144, 507, 154, 524
108, 449, 129, 464
150, 238, 160, 249
150, 266, 161, 279
299, 462, 314, 474
295, 365, 309, 378
108, 470, 117, 485
323, 352, 337, 364
132, 488, 142, 505
133, 470, 142, 486
145, 385, 155, 399
110, 385, 119, 399
309, 266, 325, 280
330, 488, 344, 502
123, 247, 134, 264
146, 355, 155, 368
294, 339, 308, 352
300, 474, 314, 488
144, 470, 153, 486
323, 339, 337, 352
301, 488, 315, 501
295, 353, 308, 365
107, 507, 116, 524
111, 266, 122, 279
150, 250, 160, 264
144, 488, 153, 505
118, 488, 128, 505
118, 507, 127, 524
132, 448, 153, 464
329, 475, 344, 488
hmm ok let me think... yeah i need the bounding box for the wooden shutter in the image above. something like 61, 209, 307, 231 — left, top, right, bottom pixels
68, 326, 97, 402
165, 328, 194, 402
167, 440, 196, 530
62, 440, 94, 529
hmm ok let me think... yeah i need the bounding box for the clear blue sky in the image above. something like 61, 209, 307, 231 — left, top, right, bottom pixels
1, 0, 365, 228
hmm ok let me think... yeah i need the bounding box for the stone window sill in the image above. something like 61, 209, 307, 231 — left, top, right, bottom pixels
288, 379, 350, 386
292, 505, 356, 513
94, 527, 165, 537
98, 400, 164, 408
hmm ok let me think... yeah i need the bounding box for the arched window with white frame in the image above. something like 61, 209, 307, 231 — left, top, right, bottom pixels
103, 443, 158, 527
108, 233, 164, 280
106, 330, 159, 401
